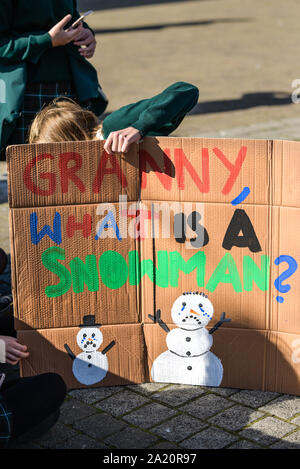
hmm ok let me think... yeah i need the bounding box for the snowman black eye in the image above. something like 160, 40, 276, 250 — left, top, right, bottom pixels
181, 302, 186, 311
83, 334, 87, 338
92, 333, 95, 338
199, 304, 203, 308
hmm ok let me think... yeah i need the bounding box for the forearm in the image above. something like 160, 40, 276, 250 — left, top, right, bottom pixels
132, 81, 199, 136
0, 32, 52, 64
0, 0, 52, 65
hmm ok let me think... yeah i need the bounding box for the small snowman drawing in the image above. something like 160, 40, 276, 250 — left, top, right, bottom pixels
149, 292, 231, 387
64, 315, 115, 386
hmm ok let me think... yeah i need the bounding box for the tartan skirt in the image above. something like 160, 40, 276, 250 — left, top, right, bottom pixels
9, 81, 76, 145
0, 394, 12, 448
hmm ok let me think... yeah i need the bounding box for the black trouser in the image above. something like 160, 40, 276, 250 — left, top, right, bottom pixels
1, 373, 66, 438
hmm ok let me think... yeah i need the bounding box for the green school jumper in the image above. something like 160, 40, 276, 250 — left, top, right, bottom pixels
102, 82, 199, 139
0, 0, 107, 153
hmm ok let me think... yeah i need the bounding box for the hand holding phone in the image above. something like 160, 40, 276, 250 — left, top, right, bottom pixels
71, 10, 94, 29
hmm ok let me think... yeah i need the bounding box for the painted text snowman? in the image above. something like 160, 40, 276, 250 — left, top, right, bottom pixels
149, 292, 230, 386
64, 315, 115, 386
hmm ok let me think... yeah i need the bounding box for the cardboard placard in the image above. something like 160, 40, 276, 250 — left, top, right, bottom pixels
7, 137, 300, 394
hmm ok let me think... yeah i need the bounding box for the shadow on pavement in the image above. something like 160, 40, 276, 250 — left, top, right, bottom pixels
78, 0, 216, 12
188, 92, 293, 115
92, 17, 251, 34
0, 179, 7, 204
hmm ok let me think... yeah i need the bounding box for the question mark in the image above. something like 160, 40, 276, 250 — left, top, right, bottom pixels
274, 255, 298, 303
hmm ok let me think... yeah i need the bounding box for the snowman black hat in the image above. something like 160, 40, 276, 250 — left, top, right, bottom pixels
79, 315, 101, 328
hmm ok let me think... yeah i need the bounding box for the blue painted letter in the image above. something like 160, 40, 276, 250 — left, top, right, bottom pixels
30, 212, 62, 245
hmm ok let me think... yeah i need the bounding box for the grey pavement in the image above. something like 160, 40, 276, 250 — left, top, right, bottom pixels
8, 383, 300, 449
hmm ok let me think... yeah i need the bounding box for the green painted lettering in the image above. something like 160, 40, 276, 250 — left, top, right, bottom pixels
41, 247, 72, 298
169, 251, 206, 287
128, 250, 169, 287
99, 250, 128, 289
243, 255, 270, 291
69, 255, 99, 293
206, 252, 242, 292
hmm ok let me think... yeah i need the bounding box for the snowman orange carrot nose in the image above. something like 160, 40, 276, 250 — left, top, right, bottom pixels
190, 309, 200, 316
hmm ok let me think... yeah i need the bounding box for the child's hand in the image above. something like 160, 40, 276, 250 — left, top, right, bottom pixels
0, 336, 29, 365
73, 28, 97, 59
104, 127, 142, 155
49, 14, 83, 47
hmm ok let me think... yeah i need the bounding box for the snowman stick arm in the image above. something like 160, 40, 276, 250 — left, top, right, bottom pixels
209, 313, 231, 334
158, 320, 170, 333
208, 323, 222, 334
148, 310, 170, 333
101, 340, 116, 355
64, 343, 76, 360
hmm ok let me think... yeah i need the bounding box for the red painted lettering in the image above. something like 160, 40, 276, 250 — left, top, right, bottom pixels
93, 152, 127, 193
213, 146, 247, 194
174, 148, 209, 192
23, 154, 56, 196
66, 214, 92, 238
59, 152, 85, 194
140, 149, 173, 190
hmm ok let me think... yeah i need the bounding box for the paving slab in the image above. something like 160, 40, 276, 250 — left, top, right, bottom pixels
181, 393, 235, 420
54, 434, 109, 449
291, 416, 300, 426
69, 386, 122, 404
226, 440, 262, 449
151, 413, 207, 442
269, 430, 300, 449
94, 389, 150, 416
150, 441, 180, 449
59, 399, 97, 425
126, 382, 170, 395
258, 395, 300, 419
72, 412, 128, 439
208, 405, 264, 431
150, 383, 207, 406
123, 402, 178, 429
227, 439, 263, 449
239, 416, 297, 446
104, 426, 159, 449
230, 390, 280, 409
34, 422, 78, 449
203, 386, 240, 397
179, 426, 238, 449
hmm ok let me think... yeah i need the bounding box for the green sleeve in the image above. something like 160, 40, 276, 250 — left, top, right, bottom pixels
102, 82, 199, 138
0, 0, 52, 65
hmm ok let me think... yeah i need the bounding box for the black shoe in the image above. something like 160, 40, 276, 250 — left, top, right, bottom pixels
0, 249, 7, 275
0, 294, 13, 314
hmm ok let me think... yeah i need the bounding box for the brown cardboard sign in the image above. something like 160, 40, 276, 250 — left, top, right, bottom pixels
7, 138, 300, 394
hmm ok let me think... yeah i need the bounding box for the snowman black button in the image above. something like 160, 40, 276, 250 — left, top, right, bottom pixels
187, 366, 192, 370
186, 351, 191, 356
88, 355, 91, 359
186, 337, 191, 342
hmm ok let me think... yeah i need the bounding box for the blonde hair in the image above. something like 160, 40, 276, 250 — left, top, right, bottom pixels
29, 98, 101, 144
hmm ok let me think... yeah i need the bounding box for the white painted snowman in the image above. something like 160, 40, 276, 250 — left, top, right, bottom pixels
64, 315, 115, 386
149, 292, 230, 387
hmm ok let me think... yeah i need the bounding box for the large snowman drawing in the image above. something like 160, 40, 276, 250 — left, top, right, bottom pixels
64, 315, 115, 386
149, 292, 231, 386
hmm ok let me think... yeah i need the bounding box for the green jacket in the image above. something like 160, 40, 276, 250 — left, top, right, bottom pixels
0, 0, 107, 153
102, 82, 199, 139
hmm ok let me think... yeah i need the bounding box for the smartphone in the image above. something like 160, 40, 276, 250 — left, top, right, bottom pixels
71, 10, 94, 29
